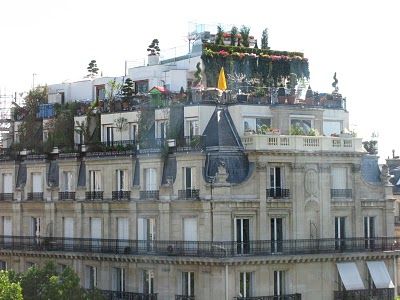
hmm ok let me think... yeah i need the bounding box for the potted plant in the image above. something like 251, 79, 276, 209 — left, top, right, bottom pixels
147, 39, 160, 66
277, 84, 286, 104
287, 73, 297, 104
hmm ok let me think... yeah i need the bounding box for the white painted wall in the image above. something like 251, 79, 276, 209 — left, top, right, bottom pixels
184, 105, 215, 136
228, 105, 273, 135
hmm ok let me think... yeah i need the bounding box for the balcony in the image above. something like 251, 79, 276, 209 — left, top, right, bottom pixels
242, 134, 363, 153
235, 294, 301, 300
0, 236, 398, 258
333, 288, 394, 300
58, 192, 75, 201
27, 192, 44, 201
140, 190, 159, 200
112, 191, 131, 201
175, 296, 195, 300
178, 189, 200, 200
85, 191, 104, 201
0, 193, 13, 201
267, 188, 290, 199
176, 136, 205, 152
331, 189, 352, 199
99, 290, 158, 300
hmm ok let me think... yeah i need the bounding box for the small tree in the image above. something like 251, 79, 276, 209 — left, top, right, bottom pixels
0, 271, 23, 300
121, 78, 135, 101
147, 39, 160, 56
193, 62, 202, 87
114, 116, 128, 142
215, 26, 224, 45
230, 26, 238, 46
86, 60, 99, 78
240, 26, 251, 47
261, 28, 269, 49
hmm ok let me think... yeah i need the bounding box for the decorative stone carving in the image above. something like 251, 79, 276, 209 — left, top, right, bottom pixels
305, 169, 319, 197
380, 164, 392, 185
215, 162, 229, 184
255, 161, 268, 170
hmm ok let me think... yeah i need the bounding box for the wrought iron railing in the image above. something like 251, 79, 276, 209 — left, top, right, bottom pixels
331, 189, 352, 198
0, 236, 398, 258
140, 190, 159, 200
235, 294, 301, 300
85, 191, 104, 201
176, 136, 205, 152
99, 290, 158, 300
0, 193, 13, 201
112, 191, 131, 201
178, 189, 200, 200
27, 192, 44, 201
267, 188, 290, 199
333, 288, 394, 300
59, 192, 76, 201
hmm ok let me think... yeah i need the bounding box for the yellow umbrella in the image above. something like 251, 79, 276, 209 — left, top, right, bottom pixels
217, 67, 227, 91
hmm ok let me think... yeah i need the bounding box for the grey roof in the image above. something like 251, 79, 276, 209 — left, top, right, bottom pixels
16, 163, 27, 188
133, 158, 140, 186
203, 107, 243, 149
47, 160, 59, 187
161, 156, 177, 185
361, 155, 381, 183
77, 161, 86, 187
202, 106, 252, 184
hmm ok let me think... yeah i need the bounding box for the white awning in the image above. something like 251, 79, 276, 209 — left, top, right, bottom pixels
336, 262, 365, 290
366, 261, 395, 289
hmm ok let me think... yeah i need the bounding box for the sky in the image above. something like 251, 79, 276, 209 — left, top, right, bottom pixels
1, 0, 399, 161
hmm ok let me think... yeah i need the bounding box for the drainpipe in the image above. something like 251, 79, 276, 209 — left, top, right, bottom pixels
225, 261, 229, 300
394, 255, 398, 297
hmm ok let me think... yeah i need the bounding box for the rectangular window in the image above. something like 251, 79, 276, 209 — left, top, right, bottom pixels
63, 217, 74, 250
182, 272, 194, 296
323, 120, 342, 136
3, 216, 12, 244
156, 121, 168, 139
106, 126, 114, 145
85, 265, 97, 289
116, 170, 128, 191
144, 168, 157, 191
2, 173, 12, 193
184, 167, 193, 189
271, 218, 283, 253
63, 171, 73, 192
0, 260, 7, 270
184, 217, 198, 253
186, 119, 199, 137
138, 218, 156, 252
112, 268, 125, 292
290, 118, 313, 134
89, 171, 102, 191
269, 167, 286, 198
274, 270, 286, 296
335, 216, 346, 249
239, 272, 252, 297
130, 123, 138, 141
117, 217, 129, 250
235, 218, 250, 254
30, 217, 41, 238
364, 216, 375, 249
90, 217, 102, 250
142, 270, 154, 294
32, 173, 43, 193
331, 167, 347, 189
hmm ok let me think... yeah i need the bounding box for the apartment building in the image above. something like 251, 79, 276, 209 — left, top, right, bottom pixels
0, 33, 397, 300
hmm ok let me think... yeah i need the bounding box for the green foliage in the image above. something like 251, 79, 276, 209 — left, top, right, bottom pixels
147, 39, 160, 56
121, 78, 135, 101
257, 124, 271, 134
114, 116, 128, 140
261, 28, 269, 49
239, 26, 251, 47
290, 125, 306, 135
86, 60, 99, 78
193, 62, 202, 86
230, 26, 238, 46
363, 140, 378, 155
215, 26, 224, 45
106, 79, 122, 103
137, 106, 155, 147
0, 271, 23, 300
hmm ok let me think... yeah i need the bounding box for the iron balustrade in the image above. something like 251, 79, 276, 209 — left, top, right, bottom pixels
178, 189, 200, 200
267, 188, 290, 199
235, 294, 302, 300
140, 190, 159, 200
27, 192, 44, 201
99, 290, 158, 300
59, 192, 76, 201
175, 296, 195, 300
176, 136, 205, 152
333, 288, 394, 300
112, 191, 131, 201
0, 236, 399, 258
85, 191, 104, 201
0, 193, 13, 201
331, 189, 352, 198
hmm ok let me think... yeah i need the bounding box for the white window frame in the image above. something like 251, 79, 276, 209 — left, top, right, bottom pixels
89, 170, 102, 192
32, 173, 43, 193
63, 171, 73, 192
142, 270, 154, 294
144, 168, 157, 191
274, 270, 286, 296
112, 267, 125, 292
116, 169, 128, 191
185, 118, 199, 137
2, 173, 12, 193
85, 265, 97, 289
234, 218, 250, 254
182, 271, 194, 296
239, 272, 252, 297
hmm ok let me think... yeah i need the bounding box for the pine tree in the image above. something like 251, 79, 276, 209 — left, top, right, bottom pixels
87, 60, 99, 78
261, 28, 269, 49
